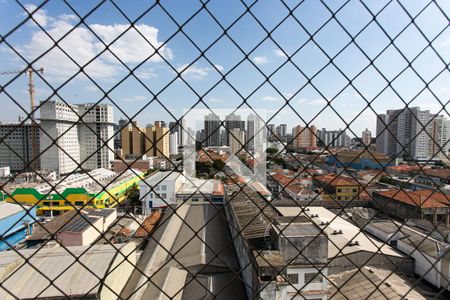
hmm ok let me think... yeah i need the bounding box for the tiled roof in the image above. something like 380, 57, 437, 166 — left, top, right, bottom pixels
314, 174, 360, 187
422, 168, 450, 179
376, 189, 450, 208
135, 211, 163, 238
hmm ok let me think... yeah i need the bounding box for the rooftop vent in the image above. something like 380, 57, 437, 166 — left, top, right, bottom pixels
348, 240, 360, 246
332, 229, 343, 235
320, 221, 330, 226
310, 213, 319, 218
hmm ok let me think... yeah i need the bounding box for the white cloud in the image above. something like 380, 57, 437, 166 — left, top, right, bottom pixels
262, 95, 279, 102
91, 24, 173, 63
274, 49, 287, 58
177, 64, 211, 80
18, 10, 172, 81
206, 97, 224, 103
252, 56, 268, 65
298, 98, 329, 105
24, 4, 53, 27
123, 95, 147, 102
214, 64, 224, 72
136, 68, 157, 79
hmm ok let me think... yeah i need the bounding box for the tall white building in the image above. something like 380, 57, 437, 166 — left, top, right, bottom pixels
78, 103, 114, 170
169, 132, 179, 156
361, 128, 372, 146
428, 115, 450, 161
247, 113, 265, 153
229, 128, 246, 155
317, 128, 350, 148
40, 100, 114, 174
40, 101, 80, 174
376, 107, 449, 160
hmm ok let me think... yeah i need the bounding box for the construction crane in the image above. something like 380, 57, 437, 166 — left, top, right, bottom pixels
0, 67, 45, 171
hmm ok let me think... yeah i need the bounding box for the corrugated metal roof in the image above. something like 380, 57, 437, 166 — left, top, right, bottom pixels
0, 202, 28, 220
0, 243, 130, 299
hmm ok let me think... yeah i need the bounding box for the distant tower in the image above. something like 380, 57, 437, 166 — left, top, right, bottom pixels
362, 128, 372, 147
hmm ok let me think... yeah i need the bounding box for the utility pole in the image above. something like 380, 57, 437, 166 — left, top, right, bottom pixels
0, 67, 45, 171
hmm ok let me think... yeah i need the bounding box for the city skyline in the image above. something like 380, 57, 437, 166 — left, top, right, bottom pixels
0, 1, 448, 134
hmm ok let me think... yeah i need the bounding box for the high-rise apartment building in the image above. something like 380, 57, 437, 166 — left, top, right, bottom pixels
40, 101, 114, 174
293, 125, 317, 149
224, 113, 244, 146
0, 122, 39, 172
317, 128, 350, 148
40, 101, 81, 174
169, 132, 179, 156
204, 113, 221, 147
428, 115, 450, 161
154, 122, 170, 157
229, 128, 246, 155
267, 123, 276, 140
361, 128, 372, 147
247, 113, 265, 152
121, 121, 169, 159
376, 107, 448, 160
78, 103, 114, 170
115, 118, 128, 150
276, 124, 287, 137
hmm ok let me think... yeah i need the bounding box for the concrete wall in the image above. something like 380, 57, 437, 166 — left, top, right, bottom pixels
58, 217, 103, 247
397, 239, 441, 287
372, 193, 422, 221
223, 194, 260, 299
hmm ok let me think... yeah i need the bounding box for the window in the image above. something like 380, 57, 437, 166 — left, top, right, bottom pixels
161, 185, 167, 191
74, 201, 84, 206
287, 273, 298, 284
305, 272, 323, 284
161, 193, 167, 198
154, 185, 160, 191
353, 188, 357, 192
337, 188, 342, 192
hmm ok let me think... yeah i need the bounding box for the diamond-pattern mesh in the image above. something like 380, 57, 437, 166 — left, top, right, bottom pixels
0, 0, 449, 299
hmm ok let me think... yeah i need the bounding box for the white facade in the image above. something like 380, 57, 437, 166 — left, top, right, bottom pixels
78, 103, 114, 170
285, 267, 328, 300
169, 132, 179, 156
247, 113, 265, 152
361, 128, 372, 146
40, 101, 114, 174
139, 171, 184, 214
40, 101, 80, 174
317, 128, 350, 148
229, 128, 246, 155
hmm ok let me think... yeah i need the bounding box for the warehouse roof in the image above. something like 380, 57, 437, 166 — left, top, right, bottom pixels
277, 206, 403, 258
0, 243, 134, 300
228, 185, 279, 248
328, 267, 426, 300
121, 204, 244, 300
0, 202, 30, 220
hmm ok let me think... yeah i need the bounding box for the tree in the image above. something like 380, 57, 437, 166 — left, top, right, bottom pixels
266, 148, 278, 155
212, 159, 225, 171
125, 184, 140, 206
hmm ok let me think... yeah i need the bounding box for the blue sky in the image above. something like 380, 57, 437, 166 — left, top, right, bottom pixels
0, 0, 449, 138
